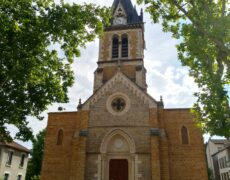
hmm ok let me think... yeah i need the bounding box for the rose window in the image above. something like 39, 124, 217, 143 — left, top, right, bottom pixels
111, 98, 126, 112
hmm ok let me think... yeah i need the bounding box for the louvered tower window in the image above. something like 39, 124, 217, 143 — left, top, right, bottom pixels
121, 34, 128, 58
112, 35, 119, 58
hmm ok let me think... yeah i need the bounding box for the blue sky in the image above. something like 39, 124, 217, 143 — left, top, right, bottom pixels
14, 0, 228, 148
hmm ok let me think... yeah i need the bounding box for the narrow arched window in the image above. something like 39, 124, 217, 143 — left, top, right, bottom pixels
57, 129, 63, 145
181, 126, 189, 144
121, 34, 128, 58
112, 35, 119, 58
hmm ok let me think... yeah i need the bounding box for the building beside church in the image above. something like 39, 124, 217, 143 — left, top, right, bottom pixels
41, 0, 208, 179
212, 145, 230, 180
0, 141, 30, 180
206, 139, 230, 180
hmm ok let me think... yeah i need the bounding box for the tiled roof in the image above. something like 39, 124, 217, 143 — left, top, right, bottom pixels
210, 139, 230, 144
0, 141, 30, 153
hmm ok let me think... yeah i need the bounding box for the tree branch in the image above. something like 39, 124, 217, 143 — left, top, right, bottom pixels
171, 0, 230, 55
221, 0, 226, 18
216, 50, 225, 79
0, 77, 9, 90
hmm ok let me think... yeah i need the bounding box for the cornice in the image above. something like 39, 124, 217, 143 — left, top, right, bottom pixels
97, 58, 143, 64
105, 23, 144, 31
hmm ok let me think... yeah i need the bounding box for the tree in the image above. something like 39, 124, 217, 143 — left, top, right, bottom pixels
26, 129, 45, 180
137, 0, 230, 137
0, 0, 110, 141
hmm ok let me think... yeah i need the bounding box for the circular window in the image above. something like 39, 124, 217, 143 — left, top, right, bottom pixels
111, 98, 126, 112
106, 93, 130, 116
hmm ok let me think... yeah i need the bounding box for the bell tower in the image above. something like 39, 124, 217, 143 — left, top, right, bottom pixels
94, 0, 147, 92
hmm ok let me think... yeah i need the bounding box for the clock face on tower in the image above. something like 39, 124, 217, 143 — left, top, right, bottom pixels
113, 17, 127, 25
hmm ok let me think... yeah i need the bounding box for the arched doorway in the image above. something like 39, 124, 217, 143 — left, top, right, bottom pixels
100, 129, 136, 180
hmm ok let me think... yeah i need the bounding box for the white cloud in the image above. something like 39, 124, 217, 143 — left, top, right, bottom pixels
147, 65, 198, 108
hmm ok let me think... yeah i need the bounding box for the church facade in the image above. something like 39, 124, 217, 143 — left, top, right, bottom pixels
41, 0, 208, 180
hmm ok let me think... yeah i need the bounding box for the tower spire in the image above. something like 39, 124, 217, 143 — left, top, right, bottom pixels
112, 0, 143, 24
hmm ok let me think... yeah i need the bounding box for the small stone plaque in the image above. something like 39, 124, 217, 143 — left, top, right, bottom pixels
79, 130, 88, 137
150, 128, 160, 136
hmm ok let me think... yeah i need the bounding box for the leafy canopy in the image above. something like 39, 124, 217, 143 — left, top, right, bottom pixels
26, 129, 46, 180
137, 0, 230, 137
0, 0, 110, 141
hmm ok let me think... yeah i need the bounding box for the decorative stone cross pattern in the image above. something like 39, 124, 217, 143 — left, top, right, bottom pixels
112, 98, 126, 112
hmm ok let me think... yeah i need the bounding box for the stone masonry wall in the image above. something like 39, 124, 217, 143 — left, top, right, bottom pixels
88, 81, 150, 128
99, 28, 144, 61
41, 111, 89, 180
86, 81, 152, 180
149, 108, 161, 180
163, 109, 208, 180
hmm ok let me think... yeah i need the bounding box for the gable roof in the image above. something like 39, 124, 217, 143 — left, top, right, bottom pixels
81, 71, 158, 110
112, 0, 143, 24
210, 139, 230, 144
0, 141, 30, 153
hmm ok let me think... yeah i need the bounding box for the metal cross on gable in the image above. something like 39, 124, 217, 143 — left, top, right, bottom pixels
112, 98, 126, 111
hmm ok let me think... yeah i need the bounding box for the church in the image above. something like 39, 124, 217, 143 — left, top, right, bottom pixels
41, 0, 208, 179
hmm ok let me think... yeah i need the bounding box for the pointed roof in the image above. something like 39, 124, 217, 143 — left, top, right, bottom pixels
81, 71, 158, 110
112, 0, 143, 24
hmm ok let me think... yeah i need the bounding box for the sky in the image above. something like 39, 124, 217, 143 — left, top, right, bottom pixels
14, 0, 228, 148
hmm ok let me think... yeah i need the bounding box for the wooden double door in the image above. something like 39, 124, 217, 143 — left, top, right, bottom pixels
109, 159, 128, 180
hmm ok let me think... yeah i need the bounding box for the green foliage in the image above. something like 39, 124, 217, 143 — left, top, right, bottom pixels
207, 168, 213, 180
0, 0, 110, 141
26, 129, 45, 180
137, 0, 230, 137
31, 176, 40, 180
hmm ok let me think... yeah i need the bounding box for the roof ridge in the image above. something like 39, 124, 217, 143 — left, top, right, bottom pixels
211, 139, 229, 141
0, 140, 30, 153
81, 71, 158, 110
